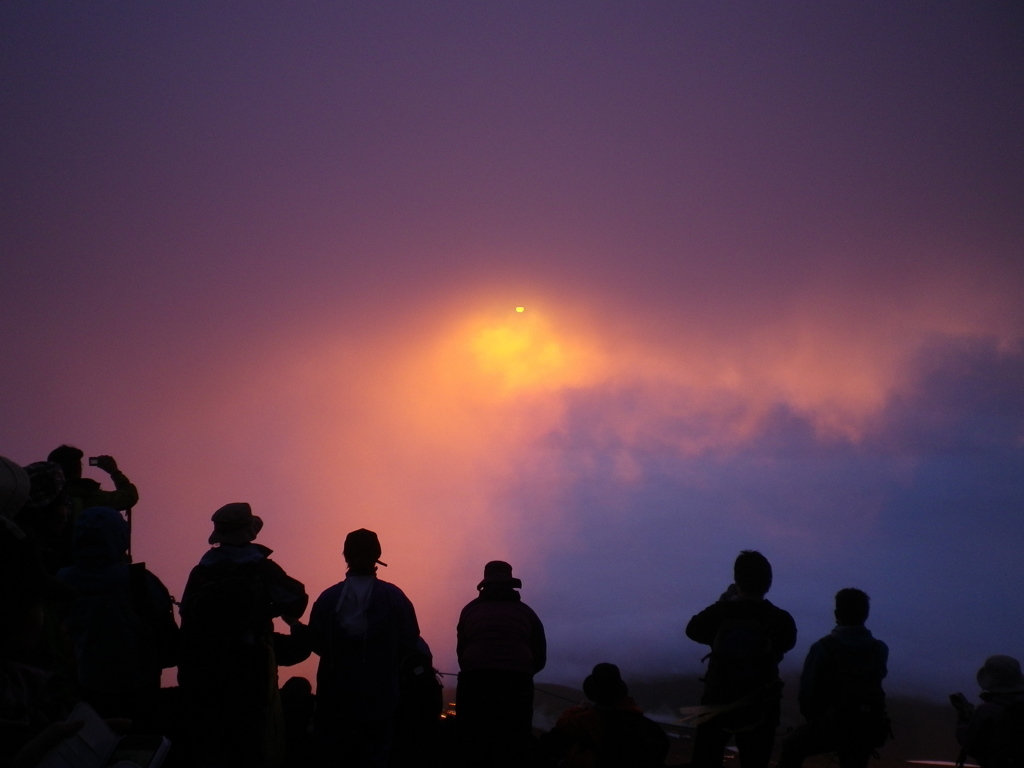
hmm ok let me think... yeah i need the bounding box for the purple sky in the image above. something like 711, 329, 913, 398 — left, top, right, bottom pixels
2, 2, 1022, 701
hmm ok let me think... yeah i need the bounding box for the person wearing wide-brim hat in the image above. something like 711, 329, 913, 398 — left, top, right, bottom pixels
178, 502, 308, 768
954, 655, 1024, 768
456, 560, 546, 768
541, 663, 669, 768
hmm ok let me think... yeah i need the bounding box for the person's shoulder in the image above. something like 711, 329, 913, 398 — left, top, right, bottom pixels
516, 599, 543, 620
375, 579, 411, 601
314, 581, 345, 602
460, 595, 485, 612
138, 564, 171, 591
759, 599, 796, 623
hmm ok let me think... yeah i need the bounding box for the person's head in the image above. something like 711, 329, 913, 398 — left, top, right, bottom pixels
477, 560, 522, 591
73, 507, 130, 565
976, 655, 1024, 698
47, 445, 83, 481
583, 663, 629, 707
343, 528, 384, 574
834, 588, 870, 626
734, 550, 772, 598
209, 502, 263, 546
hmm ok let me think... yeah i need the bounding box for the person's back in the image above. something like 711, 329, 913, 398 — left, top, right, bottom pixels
178, 503, 307, 768
456, 561, 546, 768
56, 506, 177, 728
308, 528, 420, 768
779, 588, 888, 768
686, 550, 796, 768
956, 656, 1024, 768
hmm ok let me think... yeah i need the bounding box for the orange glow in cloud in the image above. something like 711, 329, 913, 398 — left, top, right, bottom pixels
140, 282, 1019, 680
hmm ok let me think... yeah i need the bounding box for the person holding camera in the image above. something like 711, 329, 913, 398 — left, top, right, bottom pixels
47, 445, 139, 518
686, 550, 797, 768
952, 655, 1024, 768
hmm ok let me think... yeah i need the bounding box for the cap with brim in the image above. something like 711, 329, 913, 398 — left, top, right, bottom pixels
478, 560, 522, 590
209, 502, 264, 546
344, 528, 386, 566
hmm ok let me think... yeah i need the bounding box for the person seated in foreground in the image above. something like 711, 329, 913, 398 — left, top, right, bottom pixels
542, 662, 669, 768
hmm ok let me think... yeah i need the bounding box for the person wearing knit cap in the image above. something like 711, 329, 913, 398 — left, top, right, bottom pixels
456, 560, 546, 768
542, 663, 669, 767
953, 655, 1024, 768
307, 528, 420, 768
178, 502, 308, 768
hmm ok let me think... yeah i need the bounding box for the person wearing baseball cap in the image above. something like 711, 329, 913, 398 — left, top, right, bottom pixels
307, 528, 420, 767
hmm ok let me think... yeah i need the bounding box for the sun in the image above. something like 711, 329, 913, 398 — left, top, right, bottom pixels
466, 310, 601, 394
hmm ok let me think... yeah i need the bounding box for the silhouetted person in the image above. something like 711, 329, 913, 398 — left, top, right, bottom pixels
280, 676, 316, 768
778, 589, 889, 768
0, 455, 79, 767
686, 550, 797, 768
542, 662, 669, 768
179, 502, 308, 768
308, 528, 420, 768
19, 461, 73, 572
47, 445, 139, 517
55, 506, 179, 731
391, 636, 443, 768
952, 655, 1024, 768
456, 560, 546, 768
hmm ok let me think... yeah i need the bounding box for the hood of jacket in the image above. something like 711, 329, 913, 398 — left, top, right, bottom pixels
829, 625, 879, 648
72, 506, 128, 566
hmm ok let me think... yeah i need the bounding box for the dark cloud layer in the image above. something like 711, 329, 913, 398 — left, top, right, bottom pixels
517, 337, 1024, 695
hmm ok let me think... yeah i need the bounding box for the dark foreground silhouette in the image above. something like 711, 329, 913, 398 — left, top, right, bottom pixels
3, 450, 1022, 767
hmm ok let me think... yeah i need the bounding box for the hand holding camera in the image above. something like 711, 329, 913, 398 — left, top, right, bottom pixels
949, 692, 974, 722
87, 455, 120, 475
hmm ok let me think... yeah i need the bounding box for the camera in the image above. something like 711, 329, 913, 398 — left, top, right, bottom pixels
88, 456, 100, 466
950, 692, 974, 720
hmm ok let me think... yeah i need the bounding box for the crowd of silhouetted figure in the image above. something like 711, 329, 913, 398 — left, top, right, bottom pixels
2, 447, 1022, 768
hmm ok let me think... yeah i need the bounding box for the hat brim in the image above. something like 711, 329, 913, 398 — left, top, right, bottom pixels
209, 514, 263, 546
478, 577, 523, 590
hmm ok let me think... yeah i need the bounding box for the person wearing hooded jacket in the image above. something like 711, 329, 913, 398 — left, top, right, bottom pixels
179, 502, 308, 768
778, 588, 889, 768
55, 506, 178, 730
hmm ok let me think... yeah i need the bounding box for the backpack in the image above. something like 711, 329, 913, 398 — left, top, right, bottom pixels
129, 562, 180, 669
702, 615, 778, 732
183, 560, 272, 636
817, 635, 890, 750
179, 560, 278, 701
